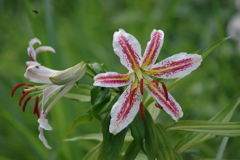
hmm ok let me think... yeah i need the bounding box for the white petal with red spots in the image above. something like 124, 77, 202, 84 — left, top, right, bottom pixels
93, 72, 132, 87
113, 29, 142, 72
109, 83, 141, 134
142, 30, 164, 69
147, 52, 202, 79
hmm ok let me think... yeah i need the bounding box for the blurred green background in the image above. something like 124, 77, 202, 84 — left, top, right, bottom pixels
1, 0, 240, 159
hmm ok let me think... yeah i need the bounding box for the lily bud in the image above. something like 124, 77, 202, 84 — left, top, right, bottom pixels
50, 61, 86, 85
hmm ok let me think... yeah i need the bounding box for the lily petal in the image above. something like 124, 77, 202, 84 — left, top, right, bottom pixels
146, 83, 183, 121
93, 72, 132, 87
24, 61, 60, 83
113, 29, 142, 72
38, 114, 52, 130
44, 83, 75, 116
142, 30, 164, 69
28, 38, 41, 61
38, 127, 52, 149
146, 52, 202, 79
35, 46, 56, 55
109, 82, 141, 135
42, 85, 64, 107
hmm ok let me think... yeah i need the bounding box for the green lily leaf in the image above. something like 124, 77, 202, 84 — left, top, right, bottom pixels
130, 112, 146, 154
155, 123, 178, 160
64, 84, 92, 102
85, 60, 107, 75
143, 108, 157, 160
167, 121, 240, 137
98, 113, 129, 160
65, 113, 92, 137
64, 133, 133, 142
90, 86, 111, 120
173, 98, 240, 153
82, 143, 101, 160
122, 140, 141, 160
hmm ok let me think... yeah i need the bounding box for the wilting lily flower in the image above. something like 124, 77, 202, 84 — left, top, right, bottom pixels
11, 38, 86, 149
94, 29, 202, 134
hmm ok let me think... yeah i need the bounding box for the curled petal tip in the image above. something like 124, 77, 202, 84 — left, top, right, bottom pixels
38, 127, 52, 149
38, 117, 53, 130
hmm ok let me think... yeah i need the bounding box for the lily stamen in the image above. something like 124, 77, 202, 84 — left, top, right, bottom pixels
152, 79, 159, 86
155, 103, 163, 109
34, 97, 40, 118
139, 102, 146, 121
11, 83, 26, 97
160, 82, 168, 100
22, 96, 32, 112
140, 78, 144, 95
18, 91, 32, 106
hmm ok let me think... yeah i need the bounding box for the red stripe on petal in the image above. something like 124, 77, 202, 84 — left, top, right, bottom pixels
11, 83, 26, 97
18, 91, 31, 106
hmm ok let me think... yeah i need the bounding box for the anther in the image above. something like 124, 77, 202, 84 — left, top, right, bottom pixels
18, 91, 32, 106
140, 79, 144, 95
160, 82, 168, 100
139, 102, 146, 121
22, 96, 32, 112
155, 103, 163, 109
11, 83, 26, 97
34, 97, 40, 118
129, 88, 136, 107
152, 80, 159, 86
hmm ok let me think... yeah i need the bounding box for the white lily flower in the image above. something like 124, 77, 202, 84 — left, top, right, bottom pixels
11, 38, 86, 149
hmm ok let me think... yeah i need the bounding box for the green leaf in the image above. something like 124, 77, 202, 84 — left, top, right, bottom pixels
90, 86, 111, 120
82, 143, 101, 160
65, 114, 92, 137
167, 121, 240, 137
98, 113, 129, 160
155, 123, 177, 160
201, 35, 233, 60
122, 140, 141, 160
173, 98, 240, 153
130, 112, 146, 154
85, 60, 107, 75
64, 133, 133, 142
143, 108, 157, 160
64, 84, 92, 102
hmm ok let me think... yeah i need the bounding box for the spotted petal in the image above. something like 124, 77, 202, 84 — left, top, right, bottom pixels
142, 29, 164, 69
146, 83, 183, 121
93, 72, 133, 88
109, 82, 141, 135
113, 29, 142, 72
24, 61, 60, 83
146, 52, 202, 79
